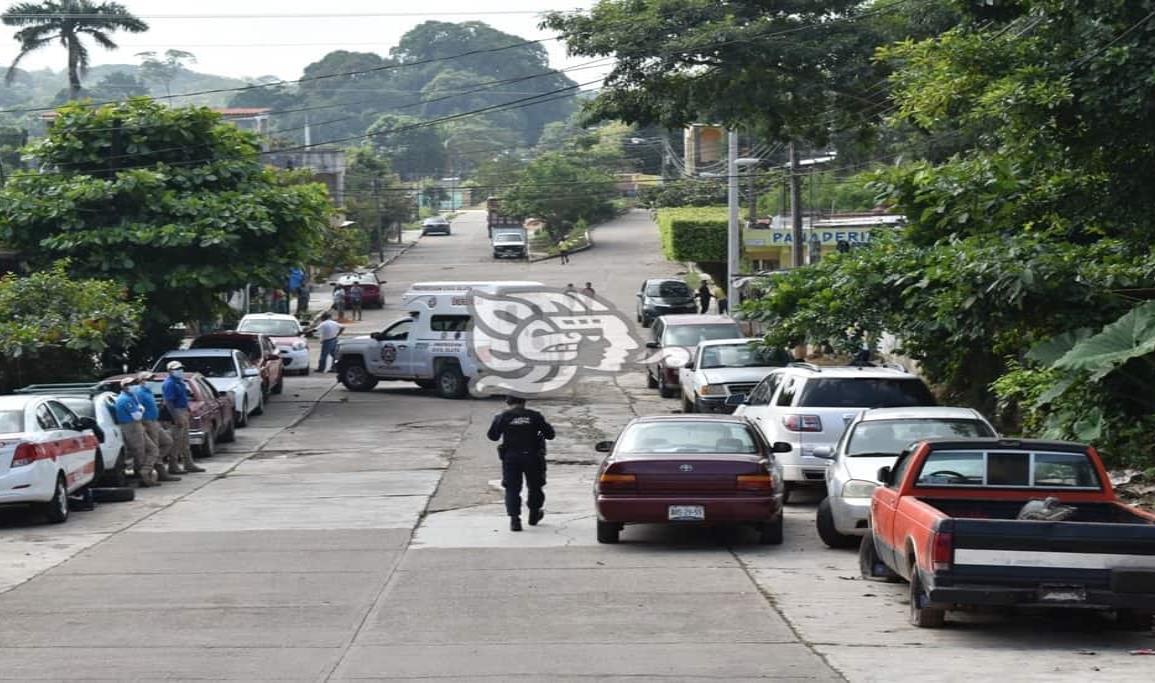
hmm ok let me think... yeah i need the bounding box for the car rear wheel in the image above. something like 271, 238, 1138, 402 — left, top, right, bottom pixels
340, 361, 379, 392
858, 530, 900, 582
40, 475, 69, 524
100, 448, 128, 487
435, 366, 467, 399
237, 400, 249, 428
758, 515, 784, 545
219, 414, 236, 443
681, 395, 694, 413
658, 374, 677, 399
908, 569, 946, 628
817, 499, 858, 549
252, 393, 264, 416
272, 375, 284, 395
596, 520, 621, 544
196, 428, 216, 458
645, 370, 658, 389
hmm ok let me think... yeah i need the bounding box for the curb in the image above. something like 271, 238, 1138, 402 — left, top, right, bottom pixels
529, 231, 596, 263
370, 241, 417, 272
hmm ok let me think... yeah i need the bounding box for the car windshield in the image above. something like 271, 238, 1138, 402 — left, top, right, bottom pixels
165, 356, 237, 378
798, 378, 936, 408
663, 324, 741, 347
700, 343, 787, 369
238, 319, 300, 337
616, 421, 759, 454
494, 233, 523, 243
646, 281, 691, 298
847, 418, 994, 456
0, 410, 22, 433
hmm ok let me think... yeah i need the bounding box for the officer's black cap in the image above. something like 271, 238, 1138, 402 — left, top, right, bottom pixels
506, 395, 526, 405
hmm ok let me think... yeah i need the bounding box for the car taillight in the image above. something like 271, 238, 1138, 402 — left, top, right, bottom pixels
597, 473, 636, 492
932, 531, 953, 572
782, 415, 822, 432
11, 443, 47, 468
736, 473, 773, 491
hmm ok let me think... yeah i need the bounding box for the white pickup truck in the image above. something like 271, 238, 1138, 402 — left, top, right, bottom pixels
677, 338, 789, 414
333, 281, 542, 398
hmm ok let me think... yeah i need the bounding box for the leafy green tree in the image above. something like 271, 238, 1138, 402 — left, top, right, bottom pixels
503, 152, 616, 239
367, 113, 447, 180
0, 99, 331, 362
343, 146, 413, 252
136, 48, 195, 97
2, 0, 148, 100
0, 260, 141, 390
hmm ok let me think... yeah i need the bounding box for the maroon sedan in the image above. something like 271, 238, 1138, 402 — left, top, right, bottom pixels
594, 414, 790, 544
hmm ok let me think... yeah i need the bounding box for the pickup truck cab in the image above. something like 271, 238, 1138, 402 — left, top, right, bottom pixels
334, 281, 543, 398
492, 227, 528, 259
862, 438, 1155, 629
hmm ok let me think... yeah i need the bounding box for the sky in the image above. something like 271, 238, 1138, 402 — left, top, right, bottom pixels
0, 0, 606, 85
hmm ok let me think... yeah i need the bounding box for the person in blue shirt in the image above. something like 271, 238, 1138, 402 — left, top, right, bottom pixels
115, 377, 158, 487
132, 374, 179, 482
162, 362, 205, 473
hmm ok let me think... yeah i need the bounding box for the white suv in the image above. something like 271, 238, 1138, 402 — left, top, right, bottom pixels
730, 363, 936, 500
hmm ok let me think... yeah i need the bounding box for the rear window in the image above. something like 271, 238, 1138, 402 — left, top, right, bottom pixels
616, 421, 759, 454
163, 356, 237, 378
846, 419, 994, 456
663, 323, 742, 347
646, 281, 691, 298
915, 449, 1101, 489
238, 319, 300, 337
192, 338, 260, 359
0, 410, 22, 433
798, 378, 935, 408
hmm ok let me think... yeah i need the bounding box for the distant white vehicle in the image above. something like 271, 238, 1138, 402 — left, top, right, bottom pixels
0, 394, 100, 524
154, 349, 264, 427
677, 338, 788, 414
237, 313, 310, 375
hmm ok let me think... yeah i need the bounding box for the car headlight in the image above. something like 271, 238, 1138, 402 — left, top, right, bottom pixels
292, 341, 307, 350
697, 384, 727, 396
842, 479, 879, 498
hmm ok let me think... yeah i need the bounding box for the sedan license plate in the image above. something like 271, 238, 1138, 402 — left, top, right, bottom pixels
668, 505, 705, 521
1038, 585, 1086, 603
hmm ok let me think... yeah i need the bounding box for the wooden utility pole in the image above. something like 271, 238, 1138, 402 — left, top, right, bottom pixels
789, 142, 803, 268
372, 177, 384, 261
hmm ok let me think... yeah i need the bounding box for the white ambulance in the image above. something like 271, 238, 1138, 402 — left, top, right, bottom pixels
335, 281, 543, 398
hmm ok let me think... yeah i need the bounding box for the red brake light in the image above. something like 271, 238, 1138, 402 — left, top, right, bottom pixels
782, 415, 822, 432
11, 443, 48, 468
932, 531, 953, 571
597, 473, 637, 492
736, 473, 773, 491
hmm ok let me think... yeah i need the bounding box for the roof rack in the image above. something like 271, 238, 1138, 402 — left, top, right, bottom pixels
788, 361, 822, 372
14, 382, 102, 396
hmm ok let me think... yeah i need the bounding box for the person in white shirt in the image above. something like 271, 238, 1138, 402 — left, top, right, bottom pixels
313, 313, 344, 373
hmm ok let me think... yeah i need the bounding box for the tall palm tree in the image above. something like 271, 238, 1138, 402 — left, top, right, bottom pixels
2, 1, 148, 100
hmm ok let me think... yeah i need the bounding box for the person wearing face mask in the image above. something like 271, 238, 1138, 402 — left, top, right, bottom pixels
115, 377, 158, 487
162, 361, 206, 474
132, 372, 180, 482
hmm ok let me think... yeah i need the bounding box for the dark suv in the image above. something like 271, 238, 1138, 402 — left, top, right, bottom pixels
636, 278, 698, 327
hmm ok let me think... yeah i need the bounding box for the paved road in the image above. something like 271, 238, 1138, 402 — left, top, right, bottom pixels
0, 209, 1151, 680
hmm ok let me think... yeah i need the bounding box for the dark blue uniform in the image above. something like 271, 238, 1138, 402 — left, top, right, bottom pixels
487, 406, 555, 519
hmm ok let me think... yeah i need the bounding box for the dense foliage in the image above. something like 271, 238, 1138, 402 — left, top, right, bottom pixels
656, 208, 727, 264
503, 152, 616, 239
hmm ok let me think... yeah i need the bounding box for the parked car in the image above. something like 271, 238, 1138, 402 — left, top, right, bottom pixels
111, 372, 236, 458
422, 217, 452, 236
236, 313, 310, 376
0, 394, 99, 523
13, 384, 128, 487
644, 315, 743, 398
329, 271, 386, 309
812, 407, 996, 548
153, 350, 263, 427
862, 438, 1155, 629
636, 278, 697, 327
593, 414, 792, 545
730, 363, 936, 501
191, 331, 284, 396
678, 338, 790, 414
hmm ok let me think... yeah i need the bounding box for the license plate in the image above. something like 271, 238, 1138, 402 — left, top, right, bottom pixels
668, 505, 705, 521
1038, 585, 1086, 603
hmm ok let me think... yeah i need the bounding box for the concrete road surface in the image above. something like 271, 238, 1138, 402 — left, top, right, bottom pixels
0, 209, 1151, 681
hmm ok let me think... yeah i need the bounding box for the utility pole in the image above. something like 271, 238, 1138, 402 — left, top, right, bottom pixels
747, 161, 757, 226
372, 177, 384, 262
726, 129, 740, 309
789, 142, 803, 268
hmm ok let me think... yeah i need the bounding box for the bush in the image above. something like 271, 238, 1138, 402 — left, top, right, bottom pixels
656, 207, 727, 263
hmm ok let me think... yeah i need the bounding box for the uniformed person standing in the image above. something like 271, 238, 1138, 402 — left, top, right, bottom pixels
487, 396, 555, 531
162, 362, 206, 474
132, 373, 180, 482
114, 378, 158, 487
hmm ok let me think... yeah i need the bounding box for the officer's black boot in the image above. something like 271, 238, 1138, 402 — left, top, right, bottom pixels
528, 509, 543, 526
510, 516, 523, 532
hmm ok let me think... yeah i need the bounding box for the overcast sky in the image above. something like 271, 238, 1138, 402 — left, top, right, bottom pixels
0, 0, 605, 84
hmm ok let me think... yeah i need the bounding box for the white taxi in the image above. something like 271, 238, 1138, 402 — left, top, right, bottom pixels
0, 395, 100, 523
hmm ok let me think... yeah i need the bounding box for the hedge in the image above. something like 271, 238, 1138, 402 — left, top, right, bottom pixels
656, 207, 728, 263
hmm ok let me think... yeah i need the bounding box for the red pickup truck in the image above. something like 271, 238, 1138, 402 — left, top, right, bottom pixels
860, 438, 1155, 628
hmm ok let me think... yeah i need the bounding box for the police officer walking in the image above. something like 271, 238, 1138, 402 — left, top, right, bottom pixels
114, 377, 158, 487
162, 362, 206, 474
487, 396, 555, 531
132, 373, 180, 482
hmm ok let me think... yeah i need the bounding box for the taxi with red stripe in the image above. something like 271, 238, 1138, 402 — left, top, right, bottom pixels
0, 395, 100, 524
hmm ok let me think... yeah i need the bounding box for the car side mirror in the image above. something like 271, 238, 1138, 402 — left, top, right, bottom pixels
243, 368, 260, 377
812, 446, 834, 459
636, 292, 643, 298
771, 441, 792, 453
683, 361, 694, 370
594, 441, 614, 453
877, 466, 892, 486
76, 416, 97, 431
217, 391, 227, 398
724, 393, 747, 406
646, 341, 660, 349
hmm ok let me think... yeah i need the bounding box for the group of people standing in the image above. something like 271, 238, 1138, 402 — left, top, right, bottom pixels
111, 360, 205, 488
330, 283, 364, 321
697, 280, 729, 315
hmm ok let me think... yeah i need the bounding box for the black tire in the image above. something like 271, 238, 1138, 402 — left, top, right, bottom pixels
272, 375, 284, 395
40, 475, 69, 524
434, 365, 467, 399
301, 367, 311, 376
92, 486, 135, 503
646, 369, 658, 389
681, 395, 695, 413
252, 394, 264, 416
196, 428, 216, 458
237, 399, 249, 428
817, 498, 859, 549
100, 448, 128, 487
858, 530, 901, 581
219, 415, 236, 443
641, 316, 651, 328
340, 361, 379, 392
1115, 609, 1154, 631
782, 482, 794, 505
758, 515, 784, 545
597, 520, 621, 544
658, 374, 677, 399
908, 568, 946, 628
